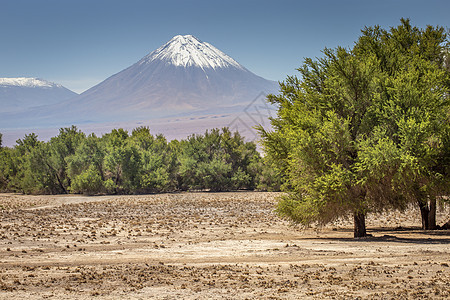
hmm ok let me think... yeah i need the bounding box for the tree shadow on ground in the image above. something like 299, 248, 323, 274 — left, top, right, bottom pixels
320, 227, 450, 244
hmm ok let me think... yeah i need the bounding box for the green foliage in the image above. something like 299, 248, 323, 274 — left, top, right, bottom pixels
47, 126, 86, 193
252, 156, 283, 192
102, 128, 142, 193
0, 133, 8, 191
178, 128, 262, 191
103, 178, 117, 194
19, 140, 63, 194
259, 19, 449, 235
70, 165, 103, 195
11, 134, 52, 194
131, 127, 178, 193
67, 133, 105, 194
0, 126, 271, 194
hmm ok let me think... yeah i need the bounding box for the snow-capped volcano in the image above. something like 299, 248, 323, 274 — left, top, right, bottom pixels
1, 35, 278, 129
0, 77, 77, 113
142, 35, 244, 69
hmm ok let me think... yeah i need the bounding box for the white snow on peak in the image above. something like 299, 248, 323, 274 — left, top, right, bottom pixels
141, 35, 244, 70
0, 77, 62, 88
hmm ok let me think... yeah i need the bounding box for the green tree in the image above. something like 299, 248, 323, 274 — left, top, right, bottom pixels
70, 165, 103, 195
67, 133, 106, 194
178, 129, 227, 191
10, 134, 41, 193
46, 126, 86, 193
259, 19, 449, 237
354, 19, 450, 229
102, 128, 141, 193
130, 127, 178, 193
13, 134, 62, 194
178, 128, 261, 191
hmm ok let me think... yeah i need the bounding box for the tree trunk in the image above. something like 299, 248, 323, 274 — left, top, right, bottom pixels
418, 198, 437, 230
418, 200, 430, 230
428, 198, 436, 230
54, 170, 67, 194
353, 211, 367, 238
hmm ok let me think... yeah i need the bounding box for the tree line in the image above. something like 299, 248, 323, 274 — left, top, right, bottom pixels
259, 19, 449, 236
0, 127, 281, 195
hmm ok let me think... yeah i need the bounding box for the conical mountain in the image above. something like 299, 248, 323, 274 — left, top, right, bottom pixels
68, 34, 278, 122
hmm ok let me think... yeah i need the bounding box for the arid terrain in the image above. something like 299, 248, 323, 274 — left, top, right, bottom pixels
0, 192, 449, 299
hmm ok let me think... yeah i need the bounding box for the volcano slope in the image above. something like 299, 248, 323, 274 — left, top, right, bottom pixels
0, 192, 449, 299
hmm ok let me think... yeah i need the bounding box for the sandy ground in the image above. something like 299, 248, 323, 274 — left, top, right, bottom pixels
0, 192, 449, 299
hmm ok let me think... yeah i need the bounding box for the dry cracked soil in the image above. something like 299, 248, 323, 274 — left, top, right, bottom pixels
0, 192, 449, 299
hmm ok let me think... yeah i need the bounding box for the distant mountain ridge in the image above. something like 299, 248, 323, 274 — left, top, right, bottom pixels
0, 77, 77, 113
0, 77, 63, 88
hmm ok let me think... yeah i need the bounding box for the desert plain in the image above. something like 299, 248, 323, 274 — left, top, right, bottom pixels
0, 192, 448, 299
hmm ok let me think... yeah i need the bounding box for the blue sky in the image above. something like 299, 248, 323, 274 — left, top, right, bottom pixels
1, 0, 449, 93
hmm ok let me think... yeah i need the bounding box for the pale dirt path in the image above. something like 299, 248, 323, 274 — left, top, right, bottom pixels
24, 194, 114, 210
0, 192, 449, 299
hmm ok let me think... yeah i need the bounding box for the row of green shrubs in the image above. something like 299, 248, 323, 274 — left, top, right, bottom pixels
0, 126, 282, 195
